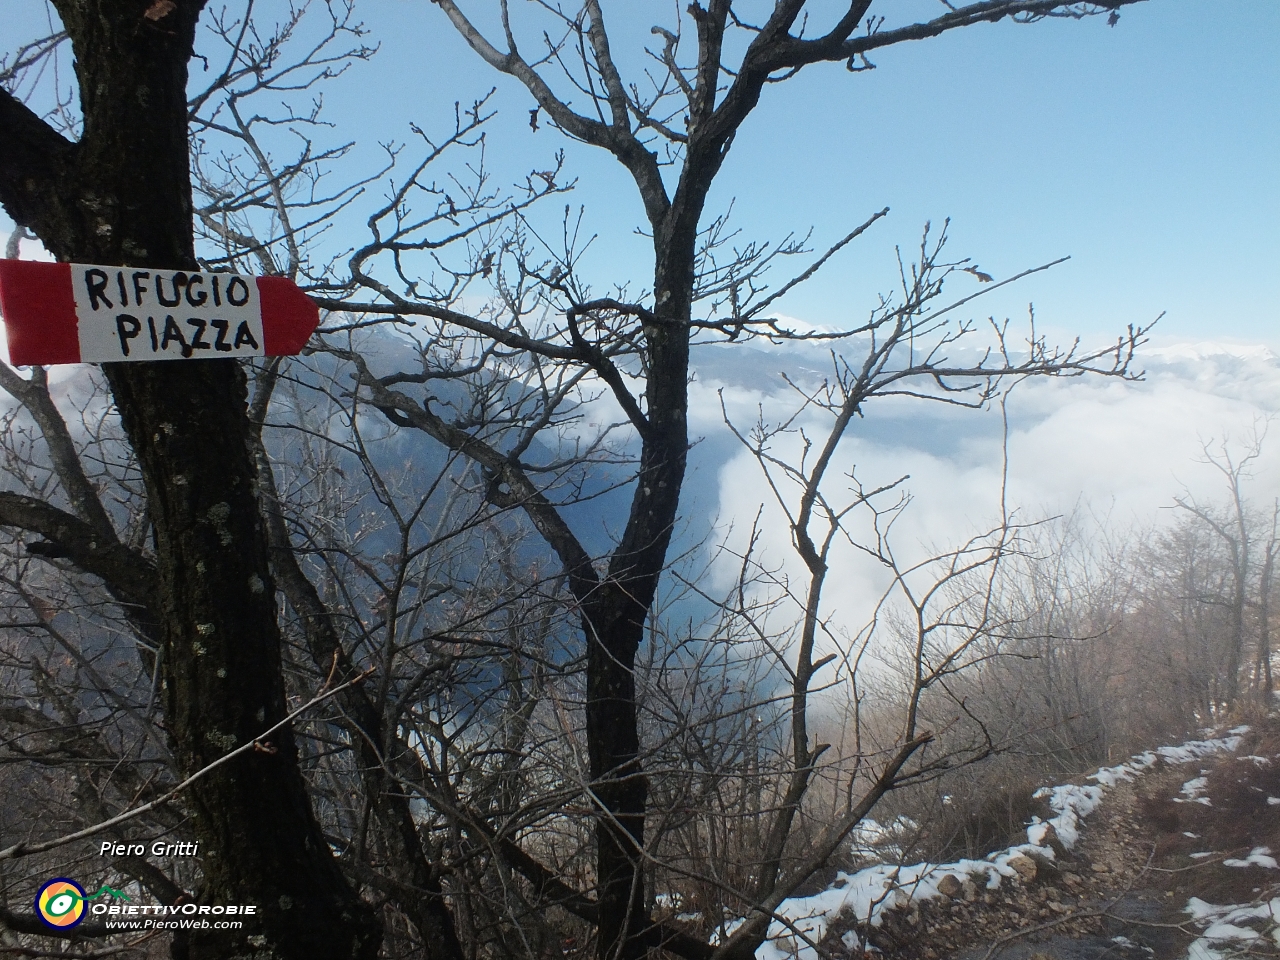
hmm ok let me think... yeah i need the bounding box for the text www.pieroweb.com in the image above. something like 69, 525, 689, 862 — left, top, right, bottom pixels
97, 902, 255, 930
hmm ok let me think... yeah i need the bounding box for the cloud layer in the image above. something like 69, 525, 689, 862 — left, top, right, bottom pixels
691, 337, 1280, 645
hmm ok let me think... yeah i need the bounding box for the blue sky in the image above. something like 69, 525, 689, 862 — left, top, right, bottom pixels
4, 2, 1277, 346
304, 0, 1279, 348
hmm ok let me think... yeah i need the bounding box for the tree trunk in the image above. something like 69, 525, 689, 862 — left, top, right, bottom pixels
584, 588, 649, 960
0, 4, 378, 957
1257, 537, 1276, 700
585, 236, 694, 960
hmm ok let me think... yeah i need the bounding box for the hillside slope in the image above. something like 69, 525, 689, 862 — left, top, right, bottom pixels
750, 716, 1280, 960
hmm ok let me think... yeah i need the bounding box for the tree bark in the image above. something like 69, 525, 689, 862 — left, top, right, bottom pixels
0, 4, 378, 957
583, 215, 698, 960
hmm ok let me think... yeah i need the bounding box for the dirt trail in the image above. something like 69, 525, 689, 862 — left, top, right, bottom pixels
845, 717, 1280, 960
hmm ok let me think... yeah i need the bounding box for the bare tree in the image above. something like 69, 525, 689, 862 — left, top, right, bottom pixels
0, 5, 385, 958
0, 3, 1158, 960
320, 5, 1148, 958
1172, 428, 1273, 709
1254, 504, 1277, 699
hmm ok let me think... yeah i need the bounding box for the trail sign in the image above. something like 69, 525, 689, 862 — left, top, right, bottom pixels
0, 260, 319, 365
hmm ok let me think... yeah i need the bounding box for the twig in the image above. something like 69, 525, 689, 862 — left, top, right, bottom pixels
0, 669, 372, 862
979, 845, 1157, 960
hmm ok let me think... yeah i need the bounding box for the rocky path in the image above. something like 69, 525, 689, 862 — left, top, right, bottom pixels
837, 718, 1280, 960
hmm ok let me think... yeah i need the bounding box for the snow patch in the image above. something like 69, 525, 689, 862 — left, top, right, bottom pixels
1175, 775, 1212, 805
1183, 896, 1280, 959
1030, 783, 1102, 848
1222, 846, 1278, 869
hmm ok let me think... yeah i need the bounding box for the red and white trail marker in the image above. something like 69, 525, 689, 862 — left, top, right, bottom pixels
0, 260, 319, 365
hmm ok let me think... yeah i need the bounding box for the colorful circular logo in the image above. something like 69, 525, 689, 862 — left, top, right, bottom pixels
36, 878, 87, 929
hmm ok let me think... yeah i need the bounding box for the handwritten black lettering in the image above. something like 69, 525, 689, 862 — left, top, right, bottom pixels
185, 274, 207, 307
147, 316, 158, 352
131, 272, 150, 307
210, 319, 232, 352
232, 321, 259, 352
115, 315, 141, 356
156, 272, 185, 307
116, 272, 129, 308
211, 275, 221, 307
226, 276, 250, 307
186, 318, 210, 351
85, 269, 112, 310
160, 316, 191, 357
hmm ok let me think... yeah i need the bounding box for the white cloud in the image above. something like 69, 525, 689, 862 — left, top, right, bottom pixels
696, 337, 1280, 652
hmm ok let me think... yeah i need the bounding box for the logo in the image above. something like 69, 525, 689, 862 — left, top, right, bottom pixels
35, 878, 129, 929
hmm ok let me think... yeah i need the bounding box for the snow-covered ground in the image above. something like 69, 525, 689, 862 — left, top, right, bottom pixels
728, 726, 1264, 960
1184, 894, 1280, 960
